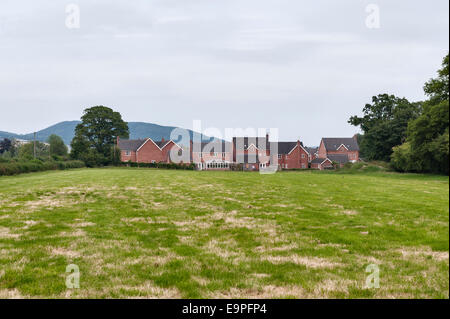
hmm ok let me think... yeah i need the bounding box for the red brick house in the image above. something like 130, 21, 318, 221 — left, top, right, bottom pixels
274, 141, 310, 170
232, 134, 310, 171
118, 137, 183, 163
316, 137, 360, 167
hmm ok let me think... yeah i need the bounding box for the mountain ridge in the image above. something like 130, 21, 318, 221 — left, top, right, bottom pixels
0, 121, 216, 145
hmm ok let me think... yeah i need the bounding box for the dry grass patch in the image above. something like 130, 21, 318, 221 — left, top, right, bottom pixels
205, 239, 242, 259
397, 246, 449, 262
255, 243, 298, 253
118, 281, 182, 299
0, 226, 20, 239
262, 255, 341, 269
341, 210, 359, 216
211, 285, 307, 299
312, 279, 356, 296
50, 247, 81, 258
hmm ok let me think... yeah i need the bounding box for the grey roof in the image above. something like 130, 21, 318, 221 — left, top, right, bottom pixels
305, 147, 318, 155
322, 138, 359, 151
118, 139, 146, 151
311, 158, 329, 164
233, 136, 269, 151
270, 142, 298, 154
154, 140, 171, 149
327, 154, 349, 164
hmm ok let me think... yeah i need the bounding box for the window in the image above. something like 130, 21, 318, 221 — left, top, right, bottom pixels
125, 151, 131, 156
302, 164, 306, 168
278, 154, 282, 159
222, 152, 226, 158
301, 154, 305, 159
178, 149, 183, 156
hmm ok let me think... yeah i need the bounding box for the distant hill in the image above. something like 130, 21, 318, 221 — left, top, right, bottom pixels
0, 121, 216, 145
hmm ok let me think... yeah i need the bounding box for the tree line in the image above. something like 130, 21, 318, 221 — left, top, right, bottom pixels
0, 134, 68, 160
349, 54, 449, 175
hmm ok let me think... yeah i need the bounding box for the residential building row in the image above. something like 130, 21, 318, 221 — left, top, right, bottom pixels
117, 135, 359, 171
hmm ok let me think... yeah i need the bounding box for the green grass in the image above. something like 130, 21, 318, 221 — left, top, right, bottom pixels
0, 168, 448, 298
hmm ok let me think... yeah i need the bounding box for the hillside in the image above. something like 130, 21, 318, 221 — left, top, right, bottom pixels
0, 121, 214, 145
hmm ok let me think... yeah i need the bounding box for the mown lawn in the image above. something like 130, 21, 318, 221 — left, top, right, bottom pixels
0, 168, 448, 298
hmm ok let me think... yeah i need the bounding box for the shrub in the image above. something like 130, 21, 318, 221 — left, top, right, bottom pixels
0, 160, 85, 176
120, 162, 195, 170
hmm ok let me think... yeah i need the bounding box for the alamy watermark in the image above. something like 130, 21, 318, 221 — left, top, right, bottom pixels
365, 4, 381, 29
65, 4, 80, 29
66, 264, 80, 289
365, 264, 380, 289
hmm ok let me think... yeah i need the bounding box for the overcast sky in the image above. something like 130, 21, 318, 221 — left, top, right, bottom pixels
0, 0, 448, 145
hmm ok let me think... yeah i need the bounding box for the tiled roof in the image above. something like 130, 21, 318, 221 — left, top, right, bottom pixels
118, 139, 147, 151
322, 138, 359, 151
311, 158, 328, 164
305, 147, 318, 154
154, 140, 171, 149
327, 154, 349, 164
270, 142, 298, 154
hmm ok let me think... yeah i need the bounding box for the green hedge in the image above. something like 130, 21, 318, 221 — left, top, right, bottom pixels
0, 160, 85, 176
121, 161, 195, 170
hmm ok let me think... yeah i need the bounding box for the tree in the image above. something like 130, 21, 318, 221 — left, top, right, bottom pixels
424, 54, 449, 105
70, 106, 129, 166
349, 94, 421, 161
400, 54, 449, 174
18, 141, 49, 159
48, 134, 68, 157
0, 138, 12, 154
390, 142, 420, 172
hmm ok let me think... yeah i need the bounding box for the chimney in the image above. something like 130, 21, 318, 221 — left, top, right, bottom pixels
266, 133, 269, 142
161, 137, 165, 143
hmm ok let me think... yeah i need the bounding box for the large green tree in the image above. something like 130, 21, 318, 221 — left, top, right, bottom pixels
397, 54, 449, 174
70, 106, 129, 166
349, 94, 422, 161
48, 134, 68, 157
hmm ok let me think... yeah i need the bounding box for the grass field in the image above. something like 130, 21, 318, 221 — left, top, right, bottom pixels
0, 168, 448, 299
